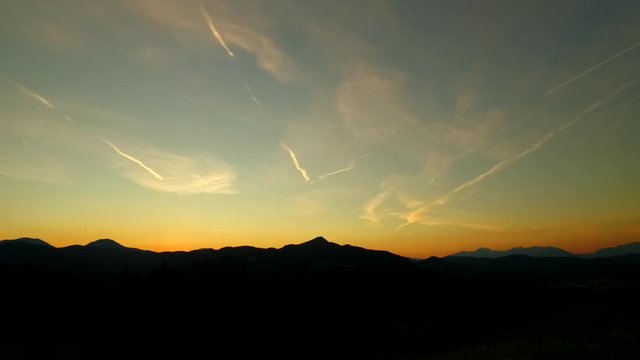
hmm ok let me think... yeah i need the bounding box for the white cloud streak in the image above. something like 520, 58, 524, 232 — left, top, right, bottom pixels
318, 162, 355, 179
402, 78, 640, 228
545, 40, 640, 95
3, 77, 56, 109
103, 140, 237, 195
281, 142, 311, 182
127, 158, 236, 195
199, 2, 235, 58
102, 139, 164, 180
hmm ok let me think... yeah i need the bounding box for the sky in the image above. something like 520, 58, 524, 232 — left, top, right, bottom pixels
1, 0, 639, 257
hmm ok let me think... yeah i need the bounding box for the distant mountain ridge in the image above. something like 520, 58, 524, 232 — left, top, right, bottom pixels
592, 242, 640, 257
452, 246, 574, 258
0, 236, 410, 273
1, 237, 640, 266
450, 242, 640, 258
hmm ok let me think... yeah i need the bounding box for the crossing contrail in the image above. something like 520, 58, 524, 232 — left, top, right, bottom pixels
545, 40, 640, 95
402, 78, 640, 228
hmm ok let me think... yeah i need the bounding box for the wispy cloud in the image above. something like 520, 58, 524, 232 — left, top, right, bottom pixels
124, 0, 298, 82
545, 40, 640, 95
102, 139, 164, 180
3, 77, 56, 109
318, 162, 355, 179
40, 24, 85, 50
0, 154, 68, 184
418, 218, 503, 231
337, 65, 416, 144
280, 142, 311, 182
0, 167, 66, 184
402, 78, 640, 228
225, 25, 300, 82
103, 140, 236, 195
360, 189, 391, 224
400, 120, 584, 228
199, 2, 234, 57
359, 177, 404, 223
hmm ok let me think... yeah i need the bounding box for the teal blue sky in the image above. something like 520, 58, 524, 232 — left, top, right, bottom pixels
1, 0, 639, 256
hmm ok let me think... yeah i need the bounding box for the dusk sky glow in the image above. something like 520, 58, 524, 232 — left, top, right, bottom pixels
1, 0, 639, 257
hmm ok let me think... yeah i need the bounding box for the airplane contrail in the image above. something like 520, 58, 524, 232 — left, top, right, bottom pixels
102, 139, 164, 181
402, 78, 640, 228
246, 85, 262, 106
199, 2, 234, 58
3, 77, 56, 109
318, 162, 355, 179
545, 40, 640, 95
280, 143, 310, 182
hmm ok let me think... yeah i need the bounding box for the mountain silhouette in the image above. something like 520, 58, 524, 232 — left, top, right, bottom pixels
452, 246, 574, 258
274, 236, 410, 268
85, 238, 128, 249
2, 237, 640, 272
0, 236, 410, 274
591, 242, 640, 257
1, 235, 640, 359
0, 237, 53, 248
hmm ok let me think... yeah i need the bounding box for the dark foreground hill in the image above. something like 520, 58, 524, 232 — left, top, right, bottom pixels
1, 236, 639, 359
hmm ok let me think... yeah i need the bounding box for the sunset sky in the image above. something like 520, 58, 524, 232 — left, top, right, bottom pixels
1, 0, 639, 257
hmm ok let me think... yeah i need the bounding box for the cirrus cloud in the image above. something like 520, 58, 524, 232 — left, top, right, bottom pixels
103, 141, 237, 195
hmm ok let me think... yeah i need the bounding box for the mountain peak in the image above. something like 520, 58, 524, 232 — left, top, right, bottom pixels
306, 236, 330, 245
297, 236, 338, 248
86, 239, 125, 249
281, 236, 337, 251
